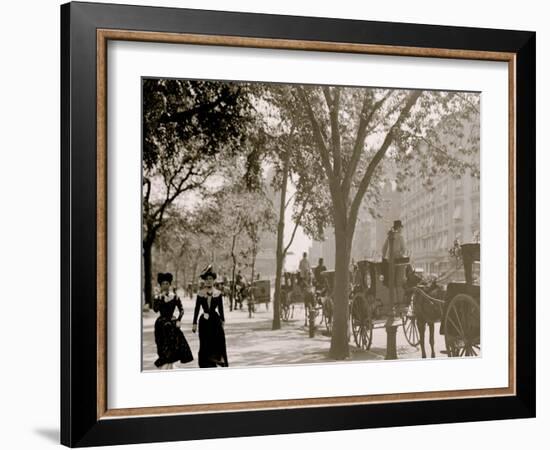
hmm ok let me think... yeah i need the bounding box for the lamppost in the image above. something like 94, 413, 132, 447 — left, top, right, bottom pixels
385, 228, 399, 360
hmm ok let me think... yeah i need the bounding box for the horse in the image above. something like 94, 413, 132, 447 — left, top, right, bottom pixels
411, 281, 445, 358
279, 273, 296, 320
286, 271, 316, 326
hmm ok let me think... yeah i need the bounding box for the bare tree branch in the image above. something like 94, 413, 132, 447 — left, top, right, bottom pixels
284, 191, 296, 210
283, 193, 312, 256
295, 86, 335, 181
343, 90, 394, 196
322, 86, 342, 181
415, 134, 478, 171
150, 163, 205, 227
349, 90, 423, 225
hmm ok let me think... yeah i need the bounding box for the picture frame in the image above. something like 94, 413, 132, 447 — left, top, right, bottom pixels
60, 1, 535, 447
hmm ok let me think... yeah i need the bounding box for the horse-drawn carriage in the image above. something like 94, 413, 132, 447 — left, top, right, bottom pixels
279, 271, 333, 338
350, 257, 417, 351
317, 270, 337, 333
280, 271, 316, 323
350, 242, 480, 358
226, 278, 271, 315
249, 279, 271, 309
437, 242, 480, 356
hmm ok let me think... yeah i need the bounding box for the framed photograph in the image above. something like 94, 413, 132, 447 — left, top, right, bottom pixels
61, 1, 535, 447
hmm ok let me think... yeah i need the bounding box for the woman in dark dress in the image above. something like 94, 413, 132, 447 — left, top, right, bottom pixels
153, 272, 194, 369
192, 265, 228, 368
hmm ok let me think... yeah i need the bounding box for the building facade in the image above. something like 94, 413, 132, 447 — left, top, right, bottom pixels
308, 114, 480, 278
400, 173, 479, 276
308, 229, 335, 270
400, 115, 480, 276
308, 181, 402, 270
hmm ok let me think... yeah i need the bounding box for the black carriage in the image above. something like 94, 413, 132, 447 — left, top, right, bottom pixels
238, 279, 271, 317
250, 279, 271, 308
279, 272, 294, 321
351, 244, 480, 357
279, 271, 321, 334
440, 243, 480, 356
280, 271, 306, 321
350, 257, 420, 351
409, 242, 480, 357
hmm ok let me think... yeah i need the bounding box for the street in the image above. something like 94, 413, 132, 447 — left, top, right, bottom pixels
142, 293, 448, 370
138, 78, 479, 373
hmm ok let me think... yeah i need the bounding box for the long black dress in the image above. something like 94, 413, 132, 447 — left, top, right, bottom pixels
193, 289, 228, 368
153, 293, 194, 368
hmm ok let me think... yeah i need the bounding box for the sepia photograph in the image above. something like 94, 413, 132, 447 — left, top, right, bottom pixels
141, 78, 481, 371
57, 2, 535, 446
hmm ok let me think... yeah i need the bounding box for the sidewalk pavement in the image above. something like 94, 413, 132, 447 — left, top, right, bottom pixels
142, 295, 447, 371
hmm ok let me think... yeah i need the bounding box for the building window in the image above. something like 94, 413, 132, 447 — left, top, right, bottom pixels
472, 199, 480, 221
455, 177, 463, 195
453, 203, 463, 221
440, 183, 447, 199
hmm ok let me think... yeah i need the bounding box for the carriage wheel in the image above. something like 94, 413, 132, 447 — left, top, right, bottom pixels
314, 302, 324, 326
401, 314, 420, 347
351, 295, 362, 346
359, 319, 373, 350
323, 297, 333, 334
351, 294, 373, 350
401, 302, 420, 347
444, 294, 480, 357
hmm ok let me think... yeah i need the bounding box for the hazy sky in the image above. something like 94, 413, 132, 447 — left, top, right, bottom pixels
167, 169, 312, 272
283, 182, 312, 271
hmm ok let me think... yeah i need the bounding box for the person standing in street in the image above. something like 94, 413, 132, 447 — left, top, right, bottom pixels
299, 252, 311, 286
234, 269, 246, 310
382, 220, 408, 304
152, 272, 194, 369
192, 265, 229, 368
382, 220, 407, 259
313, 258, 327, 292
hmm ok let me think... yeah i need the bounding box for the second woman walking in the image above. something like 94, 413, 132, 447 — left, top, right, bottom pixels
192, 265, 229, 368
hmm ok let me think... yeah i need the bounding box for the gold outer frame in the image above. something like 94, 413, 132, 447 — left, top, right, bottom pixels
96, 29, 516, 420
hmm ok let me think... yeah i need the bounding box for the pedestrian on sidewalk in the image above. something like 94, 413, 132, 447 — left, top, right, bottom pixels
153, 272, 194, 369
192, 265, 229, 368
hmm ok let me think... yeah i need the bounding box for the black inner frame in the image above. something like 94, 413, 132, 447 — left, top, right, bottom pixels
61, 1, 535, 447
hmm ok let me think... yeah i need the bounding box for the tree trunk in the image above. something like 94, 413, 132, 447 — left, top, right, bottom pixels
191, 260, 198, 287
230, 234, 237, 311
249, 243, 257, 318
272, 249, 285, 330
189, 259, 199, 300
143, 237, 154, 308
272, 152, 289, 330
250, 241, 257, 284
329, 216, 354, 359
181, 266, 187, 298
